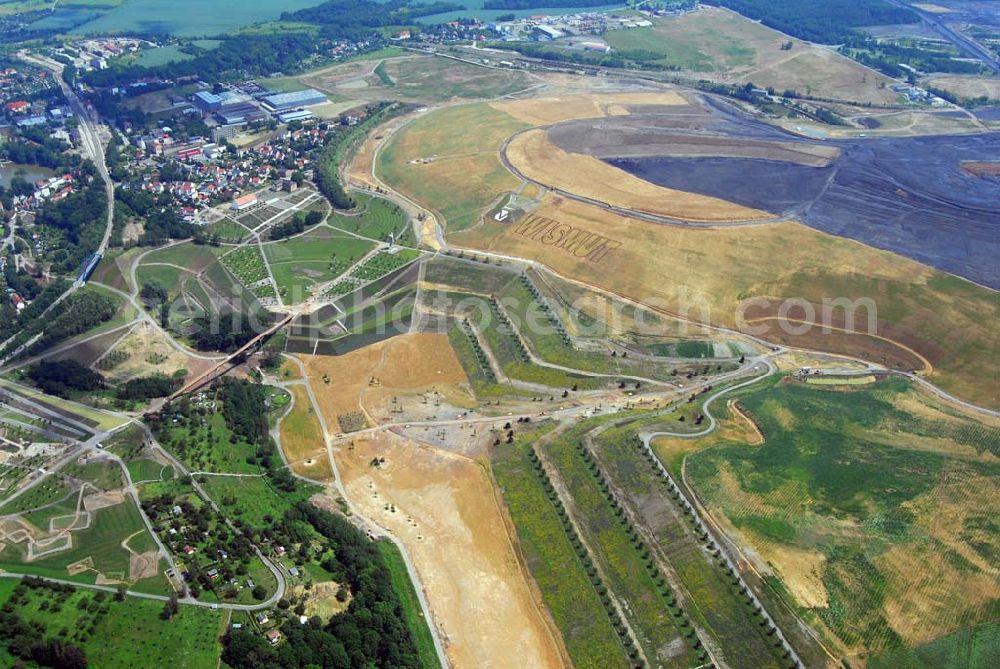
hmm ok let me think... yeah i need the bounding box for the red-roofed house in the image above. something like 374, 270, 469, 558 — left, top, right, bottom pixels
5, 101, 29, 114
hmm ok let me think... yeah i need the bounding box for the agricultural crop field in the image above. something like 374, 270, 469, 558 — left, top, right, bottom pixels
68, 0, 321, 37
686, 378, 1000, 662
220, 245, 270, 289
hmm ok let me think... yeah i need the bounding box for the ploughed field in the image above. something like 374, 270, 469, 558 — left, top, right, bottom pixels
544, 104, 1000, 289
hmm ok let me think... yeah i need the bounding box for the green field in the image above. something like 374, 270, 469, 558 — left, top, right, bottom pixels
0, 578, 222, 668
377, 103, 528, 232
687, 378, 1000, 658
376, 541, 440, 669
0, 476, 73, 515
63, 460, 126, 491
491, 436, 629, 669
127, 458, 174, 483
68, 0, 322, 37
423, 255, 519, 295
198, 474, 315, 528
205, 217, 251, 242
362, 55, 533, 104
331, 193, 411, 243
263, 231, 375, 304
0, 500, 163, 592
141, 242, 223, 270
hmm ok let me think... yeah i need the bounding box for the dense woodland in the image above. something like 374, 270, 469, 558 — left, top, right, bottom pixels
315, 102, 401, 210
283, 0, 462, 27
27, 359, 105, 398
705, 0, 916, 44
114, 188, 195, 245
187, 311, 273, 353
222, 502, 423, 668
484, 0, 611, 9
1, 127, 81, 172
34, 172, 107, 273
269, 210, 324, 241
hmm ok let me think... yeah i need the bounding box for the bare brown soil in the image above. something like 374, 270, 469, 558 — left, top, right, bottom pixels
961, 161, 1000, 177
491, 91, 687, 125
298, 333, 472, 429
333, 432, 566, 669
129, 550, 161, 580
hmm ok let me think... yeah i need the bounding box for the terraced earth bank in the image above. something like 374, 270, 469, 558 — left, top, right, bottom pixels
546, 101, 1000, 288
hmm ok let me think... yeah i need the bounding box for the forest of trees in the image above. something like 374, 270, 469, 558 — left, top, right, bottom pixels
116, 375, 181, 401
485, 0, 610, 9
114, 188, 195, 245
315, 102, 400, 210
283, 0, 462, 28
215, 379, 270, 445
705, 0, 916, 44
187, 310, 272, 353
25, 290, 119, 356
34, 172, 107, 273
222, 502, 423, 668
83, 34, 321, 88
1, 127, 81, 172
269, 210, 324, 241
27, 360, 105, 398
489, 41, 678, 71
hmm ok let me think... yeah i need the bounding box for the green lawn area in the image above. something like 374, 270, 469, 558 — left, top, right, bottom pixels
63, 460, 126, 491
3, 579, 223, 668
141, 242, 223, 269
205, 217, 251, 242
376, 541, 439, 669
0, 474, 74, 515
198, 474, 316, 528
127, 458, 174, 483
137, 263, 189, 296
263, 231, 375, 304
0, 500, 164, 593
491, 436, 628, 669
330, 193, 410, 243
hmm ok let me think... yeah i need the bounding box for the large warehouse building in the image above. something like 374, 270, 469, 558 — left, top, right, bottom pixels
261, 88, 328, 112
